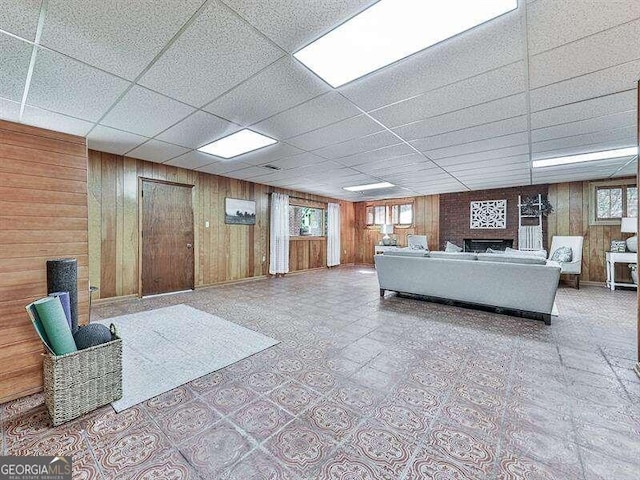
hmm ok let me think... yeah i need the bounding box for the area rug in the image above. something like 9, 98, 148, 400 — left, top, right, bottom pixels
98, 304, 279, 412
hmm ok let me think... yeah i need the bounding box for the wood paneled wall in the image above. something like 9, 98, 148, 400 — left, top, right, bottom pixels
0, 120, 89, 403
88, 151, 355, 299
547, 180, 633, 284
354, 195, 440, 265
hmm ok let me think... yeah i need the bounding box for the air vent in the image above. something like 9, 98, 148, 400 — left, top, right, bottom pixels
263, 164, 281, 171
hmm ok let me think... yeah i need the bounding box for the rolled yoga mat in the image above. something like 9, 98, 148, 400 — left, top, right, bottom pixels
33, 296, 77, 355
47, 258, 78, 333
48, 292, 71, 329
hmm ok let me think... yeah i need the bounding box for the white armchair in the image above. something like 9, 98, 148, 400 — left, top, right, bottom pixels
407, 235, 428, 250
549, 236, 584, 288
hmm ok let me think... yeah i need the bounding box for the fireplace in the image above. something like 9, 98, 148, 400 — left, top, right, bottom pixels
464, 238, 513, 253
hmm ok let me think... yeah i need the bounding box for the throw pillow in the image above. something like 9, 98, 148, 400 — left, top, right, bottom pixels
504, 247, 547, 259
485, 247, 504, 254
551, 246, 573, 263
444, 241, 463, 253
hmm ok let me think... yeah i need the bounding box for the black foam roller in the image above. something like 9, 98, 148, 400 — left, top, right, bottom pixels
47, 258, 78, 333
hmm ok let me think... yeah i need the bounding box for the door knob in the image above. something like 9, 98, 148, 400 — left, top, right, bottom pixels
187, 243, 193, 249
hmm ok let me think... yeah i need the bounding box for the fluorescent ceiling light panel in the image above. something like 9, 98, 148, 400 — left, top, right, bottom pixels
532, 147, 638, 168
294, 0, 518, 87
343, 182, 395, 191
198, 129, 277, 158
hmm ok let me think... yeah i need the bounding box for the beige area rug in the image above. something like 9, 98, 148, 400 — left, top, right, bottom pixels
99, 304, 279, 412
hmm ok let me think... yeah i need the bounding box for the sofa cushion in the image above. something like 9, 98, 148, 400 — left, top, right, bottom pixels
384, 250, 428, 257
504, 247, 548, 259
428, 251, 478, 261
477, 253, 547, 265
550, 246, 573, 263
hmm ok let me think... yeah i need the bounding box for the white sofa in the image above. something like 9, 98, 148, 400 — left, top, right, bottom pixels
374, 251, 561, 325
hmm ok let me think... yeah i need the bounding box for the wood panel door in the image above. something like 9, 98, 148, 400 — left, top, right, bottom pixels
141, 180, 194, 296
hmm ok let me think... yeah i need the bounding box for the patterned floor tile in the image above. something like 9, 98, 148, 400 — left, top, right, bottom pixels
92, 422, 173, 477
187, 370, 231, 395
424, 422, 496, 478
243, 369, 287, 394
404, 444, 485, 480
155, 398, 221, 444
439, 399, 501, 442
220, 448, 296, 480
347, 420, 417, 480
83, 405, 150, 448
318, 447, 388, 480
179, 421, 251, 478
119, 448, 199, 480
268, 381, 323, 416
265, 419, 336, 477
144, 385, 195, 417
230, 399, 292, 443
200, 382, 261, 416
496, 450, 581, 480
303, 399, 361, 441
580, 446, 640, 480
328, 379, 386, 416
373, 399, 430, 441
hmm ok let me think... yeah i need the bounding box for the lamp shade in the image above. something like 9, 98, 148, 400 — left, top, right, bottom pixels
380, 224, 394, 235
621, 217, 637, 233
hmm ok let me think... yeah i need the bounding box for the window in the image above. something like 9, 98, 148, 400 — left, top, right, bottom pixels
290, 206, 325, 236
365, 203, 413, 226
590, 180, 637, 225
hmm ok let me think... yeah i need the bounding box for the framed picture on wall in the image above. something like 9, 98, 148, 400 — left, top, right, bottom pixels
225, 198, 256, 225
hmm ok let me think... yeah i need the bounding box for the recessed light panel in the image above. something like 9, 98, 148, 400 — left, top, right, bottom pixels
294, 0, 518, 88
532, 147, 638, 168
198, 129, 277, 158
344, 182, 395, 192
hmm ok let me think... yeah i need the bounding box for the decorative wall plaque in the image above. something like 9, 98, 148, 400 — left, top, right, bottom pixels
470, 200, 507, 229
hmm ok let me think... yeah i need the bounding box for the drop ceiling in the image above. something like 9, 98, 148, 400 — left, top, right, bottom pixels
0, 0, 638, 201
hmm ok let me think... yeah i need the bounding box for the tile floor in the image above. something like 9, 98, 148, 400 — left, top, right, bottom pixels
2, 266, 639, 479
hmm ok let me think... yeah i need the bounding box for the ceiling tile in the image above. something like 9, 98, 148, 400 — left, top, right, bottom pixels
445, 155, 530, 172
139, 0, 284, 107
86, 125, 148, 155
0, 0, 41, 40
287, 115, 383, 151
337, 144, 416, 167
101, 86, 195, 137
165, 151, 218, 170
223, 165, 278, 180
196, 160, 254, 176
527, 0, 640, 55
221, 0, 376, 52
204, 56, 329, 125
252, 91, 361, 140
261, 152, 323, 170
355, 154, 425, 173
0, 97, 21, 122
28, 47, 130, 121
41, 0, 205, 79
314, 131, 400, 159
156, 111, 238, 148
531, 110, 635, 143
126, 139, 189, 163
21, 105, 94, 136
410, 116, 529, 152
424, 132, 529, 160
532, 126, 637, 155
529, 60, 640, 112
530, 90, 636, 130
397, 94, 528, 141
339, 10, 524, 111
529, 19, 640, 89
436, 145, 529, 168
370, 62, 526, 128
0, 35, 33, 102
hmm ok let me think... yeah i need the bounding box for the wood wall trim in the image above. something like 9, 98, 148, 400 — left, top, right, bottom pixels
0, 120, 89, 403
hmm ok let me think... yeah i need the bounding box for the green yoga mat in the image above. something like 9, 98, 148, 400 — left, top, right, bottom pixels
33, 297, 77, 355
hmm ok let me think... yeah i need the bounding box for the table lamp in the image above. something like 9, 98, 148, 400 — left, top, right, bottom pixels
621, 217, 637, 252
380, 224, 394, 246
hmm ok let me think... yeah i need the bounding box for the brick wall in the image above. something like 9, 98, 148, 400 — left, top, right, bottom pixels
439, 184, 549, 250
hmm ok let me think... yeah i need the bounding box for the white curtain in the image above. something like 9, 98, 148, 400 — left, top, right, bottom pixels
269, 193, 290, 274
327, 202, 341, 267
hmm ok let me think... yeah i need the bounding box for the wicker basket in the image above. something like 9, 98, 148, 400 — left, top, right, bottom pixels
43, 326, 122, 426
